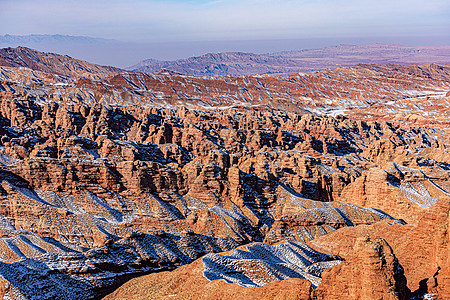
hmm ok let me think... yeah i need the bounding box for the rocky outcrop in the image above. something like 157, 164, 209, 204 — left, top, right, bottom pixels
314, 237, 408, 299
309, 198, 450, 298
339, 160, 450, 224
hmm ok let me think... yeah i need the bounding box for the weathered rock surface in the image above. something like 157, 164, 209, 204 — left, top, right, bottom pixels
309, 198, 450, 299
0, 47, 448, 299
104, 253, 314, 300
105, 238, 409, 300
106, 199, 449, 299
314, 237, 408, 300
201, 242, 341, 288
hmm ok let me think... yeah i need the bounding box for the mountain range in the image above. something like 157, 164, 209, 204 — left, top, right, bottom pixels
130, 43, 450, 76
2, 35, 450, 74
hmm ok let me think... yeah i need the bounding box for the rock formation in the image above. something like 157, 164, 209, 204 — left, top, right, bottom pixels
314, 237, 408, 300
309, 197, 450, 299
0, 46, 448, 299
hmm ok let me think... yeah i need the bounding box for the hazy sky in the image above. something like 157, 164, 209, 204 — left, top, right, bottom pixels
0, 0, 449, 66
1, 0, 449, 42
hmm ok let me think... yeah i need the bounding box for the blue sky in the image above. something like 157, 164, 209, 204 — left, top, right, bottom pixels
1, 0, 449, 42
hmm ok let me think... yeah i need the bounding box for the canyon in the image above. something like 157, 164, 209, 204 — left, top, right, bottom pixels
0, 46, 448, 299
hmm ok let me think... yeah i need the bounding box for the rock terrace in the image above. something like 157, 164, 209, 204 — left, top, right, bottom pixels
0, 47, 448, 299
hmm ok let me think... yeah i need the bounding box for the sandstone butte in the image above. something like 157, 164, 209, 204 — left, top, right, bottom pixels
0, 46, 447, 299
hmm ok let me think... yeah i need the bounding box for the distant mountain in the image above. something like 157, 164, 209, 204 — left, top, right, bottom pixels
0, 34, 128, 67
0, 46, 122, 79
130, 43, 450, 76
130, 52, 300, 76
0, 34, 116, 46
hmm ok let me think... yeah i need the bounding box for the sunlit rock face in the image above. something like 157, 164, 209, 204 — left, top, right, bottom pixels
0, 46, 449, 299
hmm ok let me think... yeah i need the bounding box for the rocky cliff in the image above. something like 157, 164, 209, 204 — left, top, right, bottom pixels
0, 47, 448, 299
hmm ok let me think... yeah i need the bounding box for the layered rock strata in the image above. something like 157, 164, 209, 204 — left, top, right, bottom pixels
0, 47, 448, 298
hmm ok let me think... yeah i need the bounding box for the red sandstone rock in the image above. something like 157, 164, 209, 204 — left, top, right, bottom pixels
309, 198, 450, 298
0, 47, 448, 299
314, 237, 408, 300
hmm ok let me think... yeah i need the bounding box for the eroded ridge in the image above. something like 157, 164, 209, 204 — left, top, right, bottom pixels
0, 47, 448, 299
